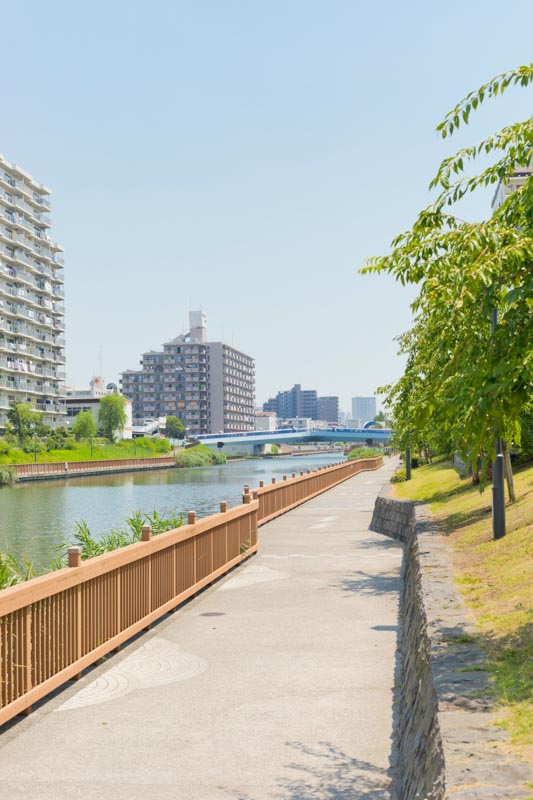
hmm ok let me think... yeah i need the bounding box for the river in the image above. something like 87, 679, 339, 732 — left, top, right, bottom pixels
0, 452, 344, 572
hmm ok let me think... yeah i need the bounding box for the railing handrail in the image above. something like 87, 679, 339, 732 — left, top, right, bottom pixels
0, 501, 257, 617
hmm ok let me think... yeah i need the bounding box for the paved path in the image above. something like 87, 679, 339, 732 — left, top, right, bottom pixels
0, 459, 402, 799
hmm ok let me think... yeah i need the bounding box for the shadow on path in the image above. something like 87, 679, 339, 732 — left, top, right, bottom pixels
328, 570, 401, 598
227, 741, 392, 799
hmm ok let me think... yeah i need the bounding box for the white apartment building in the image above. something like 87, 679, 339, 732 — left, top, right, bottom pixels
0, 155, 65, 431
255, 411, 278, 431
351, 396, 376, 425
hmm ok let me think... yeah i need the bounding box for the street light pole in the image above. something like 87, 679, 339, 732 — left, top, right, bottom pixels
491, 307, 506, 539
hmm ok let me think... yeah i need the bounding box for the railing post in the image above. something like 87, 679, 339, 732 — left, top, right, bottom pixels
67, 546, 83, 679
242, 485, 251, 504
259, 480, 264, 488
220, 501, 227, 513
283, 474, 287, 481
141, 524, 152, 541
292, 472, 296, 478
67, 546, 82, 568
272, 477, 276, 484
188, 511, 196, 525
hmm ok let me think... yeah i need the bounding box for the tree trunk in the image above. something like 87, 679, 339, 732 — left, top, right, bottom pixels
503, 442, 516, 503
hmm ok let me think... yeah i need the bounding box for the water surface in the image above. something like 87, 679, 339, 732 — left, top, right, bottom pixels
0, 453, 344, 571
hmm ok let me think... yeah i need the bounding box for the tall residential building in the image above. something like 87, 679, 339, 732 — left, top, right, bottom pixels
351, 396, 376, 425
317, 396, 339, 425
121, 311, 255, 435
0, 155, 65, 431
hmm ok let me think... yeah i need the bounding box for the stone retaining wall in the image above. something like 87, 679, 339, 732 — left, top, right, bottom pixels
370, 493, 532, 799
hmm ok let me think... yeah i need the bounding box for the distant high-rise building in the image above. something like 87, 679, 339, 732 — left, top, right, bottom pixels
317, 396, 339, 425
0, 155, 66, 431
263, 384, 318, 420
351, 396, 376, 425
121, 311, 255, 435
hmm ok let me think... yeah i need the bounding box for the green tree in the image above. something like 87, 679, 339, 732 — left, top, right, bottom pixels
165, 415, 185, 440
7, 402, 41, 444
362, 64, 533, 481
98, 394, 127, 441
72, 411, 97, 440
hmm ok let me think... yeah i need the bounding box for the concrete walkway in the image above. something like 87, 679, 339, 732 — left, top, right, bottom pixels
0, 459, 402, 799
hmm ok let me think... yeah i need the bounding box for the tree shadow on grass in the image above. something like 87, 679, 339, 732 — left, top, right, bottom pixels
439, 504, 492, 534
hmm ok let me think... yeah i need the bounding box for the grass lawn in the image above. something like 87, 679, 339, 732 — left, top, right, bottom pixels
393, 458, 533, 763
0, 440, 172, 464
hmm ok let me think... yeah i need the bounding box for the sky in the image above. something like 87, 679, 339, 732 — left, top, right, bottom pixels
2, 0, 532, 413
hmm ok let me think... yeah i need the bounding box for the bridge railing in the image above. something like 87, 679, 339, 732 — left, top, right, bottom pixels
0, 455, 382, 726
252, 456, 383, 524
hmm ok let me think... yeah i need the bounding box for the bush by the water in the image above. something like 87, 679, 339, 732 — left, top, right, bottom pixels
347, 447, 382, 460
175, 444, 226, 468
0, 552, 34, 590
390, 467, 407, 483
0, 466, 17, 486
62, 508, 183, 562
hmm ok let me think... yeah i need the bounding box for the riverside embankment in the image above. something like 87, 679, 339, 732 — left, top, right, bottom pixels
0, 457, 399, 799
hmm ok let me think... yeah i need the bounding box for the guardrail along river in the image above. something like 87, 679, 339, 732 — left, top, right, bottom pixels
0, 453, 344, 572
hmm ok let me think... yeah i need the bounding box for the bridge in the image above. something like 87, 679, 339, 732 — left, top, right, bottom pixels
197, 426, 393, 453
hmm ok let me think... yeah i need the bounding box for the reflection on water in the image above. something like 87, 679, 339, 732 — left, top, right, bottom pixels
0, 453, 344, 572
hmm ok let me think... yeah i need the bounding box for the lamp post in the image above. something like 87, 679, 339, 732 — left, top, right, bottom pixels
491, 307, 506, 539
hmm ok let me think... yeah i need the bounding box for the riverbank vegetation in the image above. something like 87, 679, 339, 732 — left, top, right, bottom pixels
0, 507, 184, 590
394, 459, 533, 761
347, 446, 382, 460
59, 508, 183, 562
175, 443, 226, 468
0, 434, 171, 465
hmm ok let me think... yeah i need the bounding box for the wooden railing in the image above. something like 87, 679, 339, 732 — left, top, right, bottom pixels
14, 456, 176, 480
0, 456, 382, 725
253, 456, 383, 524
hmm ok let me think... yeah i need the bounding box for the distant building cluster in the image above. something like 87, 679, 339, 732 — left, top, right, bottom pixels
263, 384, 339, 425
2, 150, 526, 441
121, 311, 255, 436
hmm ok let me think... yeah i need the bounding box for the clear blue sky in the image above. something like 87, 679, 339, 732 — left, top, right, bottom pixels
2, 0, 532, 412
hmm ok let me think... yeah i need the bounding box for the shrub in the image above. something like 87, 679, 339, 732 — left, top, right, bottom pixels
390, 467, 407, 483
347, 447, 382, 460
0, 466, 17, 486
175, 444, 226, 468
